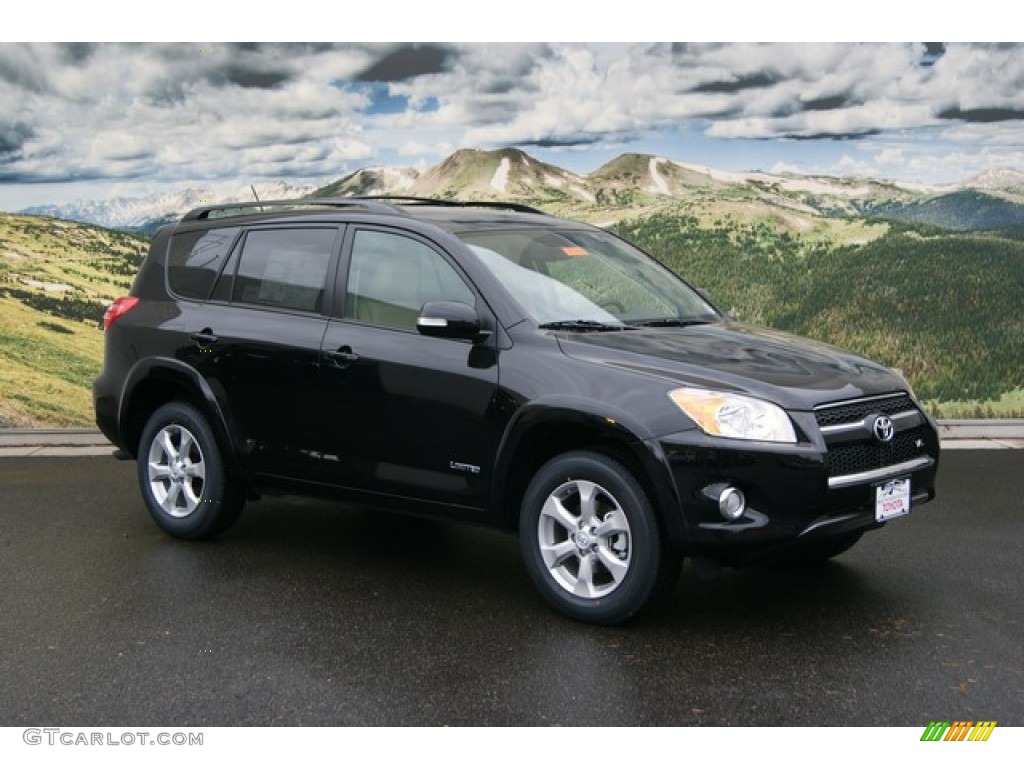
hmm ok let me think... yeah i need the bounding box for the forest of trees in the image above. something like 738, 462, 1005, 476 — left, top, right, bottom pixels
612, 212, 1024, 409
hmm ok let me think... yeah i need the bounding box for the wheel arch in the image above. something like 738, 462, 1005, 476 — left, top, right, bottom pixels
492, 399, 684, 544
118, 357, 242, 472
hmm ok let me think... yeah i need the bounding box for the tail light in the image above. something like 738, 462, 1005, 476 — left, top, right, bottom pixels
102, 296, 139, 330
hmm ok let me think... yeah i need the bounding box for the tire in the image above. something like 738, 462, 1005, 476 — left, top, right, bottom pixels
519, 451, 680, 625
136, 402, 244, 540
790, 531, 864, 564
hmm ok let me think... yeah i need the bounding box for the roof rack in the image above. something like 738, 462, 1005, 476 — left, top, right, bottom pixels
180, 198, 399, 222
349, 196, 550, 215
180, 196, 550, 223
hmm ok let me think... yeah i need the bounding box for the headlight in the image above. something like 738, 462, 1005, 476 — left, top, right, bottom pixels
668, 387, 797, 443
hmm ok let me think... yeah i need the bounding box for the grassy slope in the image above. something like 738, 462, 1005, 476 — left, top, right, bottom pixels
0, 213, 147, 426
0, 296, 105, 425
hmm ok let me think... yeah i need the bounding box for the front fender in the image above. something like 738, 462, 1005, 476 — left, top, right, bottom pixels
490, 395, 688, 544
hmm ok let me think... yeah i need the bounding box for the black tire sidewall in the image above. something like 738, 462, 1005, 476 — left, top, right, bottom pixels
519, 451, 662, 625
136, 402, 239, 540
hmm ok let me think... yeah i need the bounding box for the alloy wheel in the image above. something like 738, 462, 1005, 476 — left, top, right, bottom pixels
537, 479, 632, 598
146, 424, 206, 518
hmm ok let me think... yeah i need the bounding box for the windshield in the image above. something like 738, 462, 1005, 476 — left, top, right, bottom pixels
458, 228, 719, 327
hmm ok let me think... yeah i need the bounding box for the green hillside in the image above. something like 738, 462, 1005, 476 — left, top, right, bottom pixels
863, 190, 1024, 230
0, 213, 147, 426
613, 211, 1024, 417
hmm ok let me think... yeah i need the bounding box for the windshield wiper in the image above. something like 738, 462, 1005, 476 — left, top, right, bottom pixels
632, 318, 713, 328
538, 319, 635, 332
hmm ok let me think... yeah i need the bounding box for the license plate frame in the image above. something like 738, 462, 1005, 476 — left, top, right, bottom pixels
875, 477, 912, 522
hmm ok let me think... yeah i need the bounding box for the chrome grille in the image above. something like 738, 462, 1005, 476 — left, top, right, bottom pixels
816, 394, 932, 482
814, 394, 916, 428
827, 426, 929, 477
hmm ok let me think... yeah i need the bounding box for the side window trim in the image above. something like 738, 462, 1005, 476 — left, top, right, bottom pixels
208, 231, 244, 303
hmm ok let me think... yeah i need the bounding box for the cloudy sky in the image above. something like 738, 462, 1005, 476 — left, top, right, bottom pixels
2, 40, 1023, 211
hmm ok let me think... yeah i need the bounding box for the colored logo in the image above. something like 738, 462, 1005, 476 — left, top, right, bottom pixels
920, 721, 997, 742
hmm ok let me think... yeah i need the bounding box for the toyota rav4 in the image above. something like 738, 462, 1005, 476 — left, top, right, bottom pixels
94, 198, 940, 624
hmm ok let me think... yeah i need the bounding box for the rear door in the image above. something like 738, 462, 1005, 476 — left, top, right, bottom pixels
182, 225, 341, 478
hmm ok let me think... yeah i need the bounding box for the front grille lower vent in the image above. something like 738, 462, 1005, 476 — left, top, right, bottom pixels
827, 426, 929, 478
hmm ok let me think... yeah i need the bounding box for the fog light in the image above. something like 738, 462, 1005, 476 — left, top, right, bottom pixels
718, 487, 746, 521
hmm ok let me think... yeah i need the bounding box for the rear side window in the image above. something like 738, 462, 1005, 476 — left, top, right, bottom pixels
232, 228, 335, 313
167, 228, 239, 300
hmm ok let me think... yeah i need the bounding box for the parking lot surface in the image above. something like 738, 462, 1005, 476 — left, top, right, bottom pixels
1, 451, 1021, 726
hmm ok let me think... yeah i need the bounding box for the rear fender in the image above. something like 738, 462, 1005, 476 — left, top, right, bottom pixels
118, 357, 243, 472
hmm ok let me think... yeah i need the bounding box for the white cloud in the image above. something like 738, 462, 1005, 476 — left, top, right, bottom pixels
0, 43, 378, 185
398, 139, 454, 158
1, 41, 1022, 199
837, 154, 878, 176
903, 149, 1024, 182
769, 161, 809, 176
875, 148, 905, 166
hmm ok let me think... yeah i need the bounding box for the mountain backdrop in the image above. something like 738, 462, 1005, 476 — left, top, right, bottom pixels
24, 148, 1024, 234
3, 147, 1023, 426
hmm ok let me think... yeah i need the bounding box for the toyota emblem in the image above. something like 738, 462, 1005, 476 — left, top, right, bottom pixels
872, 415, 895, 443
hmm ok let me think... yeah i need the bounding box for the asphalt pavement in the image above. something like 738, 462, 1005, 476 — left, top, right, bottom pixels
1, 450, 1022, 726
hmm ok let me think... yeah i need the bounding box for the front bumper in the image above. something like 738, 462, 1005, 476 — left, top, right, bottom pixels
649, 418, 939, 561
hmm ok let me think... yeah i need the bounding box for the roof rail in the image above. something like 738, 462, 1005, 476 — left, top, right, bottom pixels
180, 198, 400, 222
350, 196, 550, 215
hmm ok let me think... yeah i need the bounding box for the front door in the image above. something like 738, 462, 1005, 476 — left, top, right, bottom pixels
316, 227, 501, 510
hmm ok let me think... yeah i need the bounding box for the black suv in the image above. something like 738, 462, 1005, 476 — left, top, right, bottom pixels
94, 198, 939, 624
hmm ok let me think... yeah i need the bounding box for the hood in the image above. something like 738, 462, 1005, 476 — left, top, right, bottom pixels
556, 322, 909, 411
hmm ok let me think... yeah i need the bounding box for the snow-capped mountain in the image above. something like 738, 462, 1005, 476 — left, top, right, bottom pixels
18, 148, 1024, 233
407, 148, 594, 202
311, 166, 420, 198
23, 181, 320, 230
962, 168, 1024, 193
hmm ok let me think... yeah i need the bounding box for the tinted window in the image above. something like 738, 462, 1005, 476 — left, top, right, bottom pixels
232, 229, 335, 313
167, 227, 239, 300
346, 230, 474, 330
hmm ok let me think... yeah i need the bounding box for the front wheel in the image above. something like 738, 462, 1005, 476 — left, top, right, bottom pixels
137, 402, 244, 540
519, 451, 679, 625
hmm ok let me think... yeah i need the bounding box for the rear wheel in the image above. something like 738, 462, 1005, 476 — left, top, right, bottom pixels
137, 402, 243, 540
519, 451, 680, 625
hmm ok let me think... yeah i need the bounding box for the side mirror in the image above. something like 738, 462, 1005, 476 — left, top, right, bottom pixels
417, 301, 485, 341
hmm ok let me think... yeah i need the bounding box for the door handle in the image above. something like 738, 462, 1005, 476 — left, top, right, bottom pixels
325, 346, 360, 368
190, 329, 219, 348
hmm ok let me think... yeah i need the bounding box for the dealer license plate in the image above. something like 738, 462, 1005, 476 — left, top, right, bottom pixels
875, 478, 911, 522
